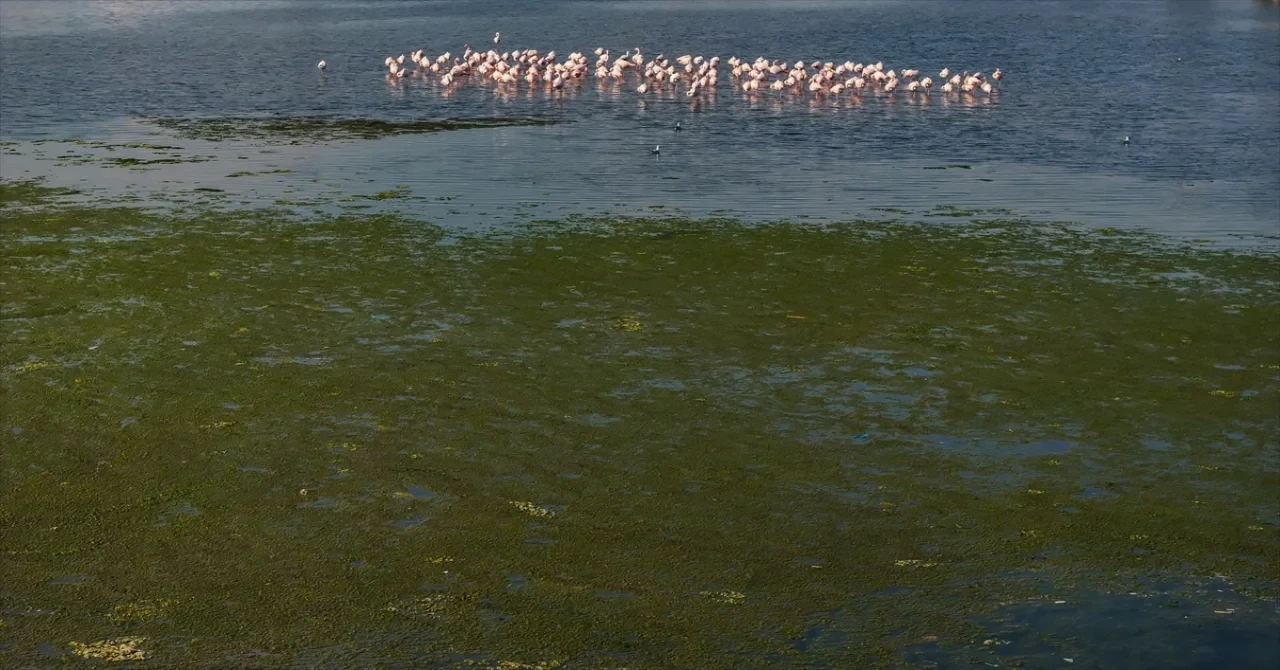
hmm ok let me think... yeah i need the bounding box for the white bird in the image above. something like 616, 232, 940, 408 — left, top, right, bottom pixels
1122, 136, 1130, 144
494, 32, 501, 45
651, 145, 660, 155
317, 60, 326, 70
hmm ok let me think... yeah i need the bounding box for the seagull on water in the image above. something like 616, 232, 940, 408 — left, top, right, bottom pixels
1122, 135, 1130, 144
674, 122, 682, 131
317, 60, 327, 70
651, 144, 661, 155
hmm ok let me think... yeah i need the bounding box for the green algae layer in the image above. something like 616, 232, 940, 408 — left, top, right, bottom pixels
2, 183, 1278, 668
145, 116, 563, 143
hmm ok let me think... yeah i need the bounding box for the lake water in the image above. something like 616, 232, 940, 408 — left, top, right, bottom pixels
2, 0, 1279, 242
2, 2, 1279, 668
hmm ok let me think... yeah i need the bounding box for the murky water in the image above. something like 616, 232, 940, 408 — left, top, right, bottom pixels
2, 0, 1279, 240
2, 1, 1279, 668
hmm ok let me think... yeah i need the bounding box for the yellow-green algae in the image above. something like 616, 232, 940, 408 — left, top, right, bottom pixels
0, 180, 79, 207
1, 184, 1277, 667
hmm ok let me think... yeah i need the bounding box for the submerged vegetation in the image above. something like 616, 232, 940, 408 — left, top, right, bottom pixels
102, 156, 209, 167
2, 140, 215, 169
226, 168, 293, 178
1, 183, 1277, 667
146, 115, 564, 142
0, 179, 79, 206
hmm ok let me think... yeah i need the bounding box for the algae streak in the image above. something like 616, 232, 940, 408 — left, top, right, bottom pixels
146, 115, 564, 143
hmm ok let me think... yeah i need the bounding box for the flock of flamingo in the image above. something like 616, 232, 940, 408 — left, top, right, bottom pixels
317, 32, 1005, 101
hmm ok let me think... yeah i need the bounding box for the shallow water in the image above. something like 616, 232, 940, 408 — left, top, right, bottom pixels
2, 0, 1279, 240
902, 577, 1280, 669
2, 188, 1278, 667
2, 1, 1279, 667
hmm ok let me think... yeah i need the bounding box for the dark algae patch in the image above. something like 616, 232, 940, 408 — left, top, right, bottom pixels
226, 168, 293, 177
1, 191, 1278, 667
146, 115, 564, 143
102, 156, 209, 167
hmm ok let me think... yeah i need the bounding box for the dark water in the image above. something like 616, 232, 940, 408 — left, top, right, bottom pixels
2, 0, 1279, 240
903, 578, 1280, 670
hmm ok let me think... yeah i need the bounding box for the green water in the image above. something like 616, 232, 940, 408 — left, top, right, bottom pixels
2, 182, 1277, 667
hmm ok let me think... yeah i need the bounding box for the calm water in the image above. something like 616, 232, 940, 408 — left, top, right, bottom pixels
2, 0, 1279, 240
3, 2, 1280, 668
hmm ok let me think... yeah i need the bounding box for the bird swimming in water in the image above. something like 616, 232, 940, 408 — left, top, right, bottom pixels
674, 122, 682, 131
317, 60, 327, 70
1122, 135, 1130, 144
651, 144, 661, 154
494, 32, 501, 45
